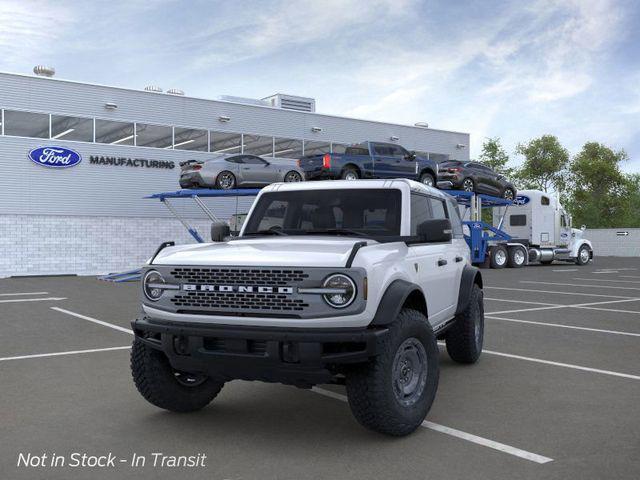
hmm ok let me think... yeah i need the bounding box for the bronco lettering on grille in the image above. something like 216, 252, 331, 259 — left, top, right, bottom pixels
182, 285, 295, 294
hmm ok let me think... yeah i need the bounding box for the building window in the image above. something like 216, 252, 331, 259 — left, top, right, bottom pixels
173, 127, 208, 151
51, 115, 93, 142
210, 131, 242, 154
95, 119, 135, 145
304, 140, 331, 156
273, 137, 303, 158
135, 123, 172, 149
3, 110, 49, 138
243, 134, 274, 156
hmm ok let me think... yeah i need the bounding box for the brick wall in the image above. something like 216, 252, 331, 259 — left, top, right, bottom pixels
583, 228, 640, 257
0, 215, 213, 278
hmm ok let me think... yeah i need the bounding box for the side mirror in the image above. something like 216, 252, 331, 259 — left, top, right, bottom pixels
581, 224, 586, 231
416, 219, 452, 243
211, 222, 231, 242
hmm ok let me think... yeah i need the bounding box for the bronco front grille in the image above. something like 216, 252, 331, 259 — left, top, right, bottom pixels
170, 292, 309, 312
170, 267, 309, 286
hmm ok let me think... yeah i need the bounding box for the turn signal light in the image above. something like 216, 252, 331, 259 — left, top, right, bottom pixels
192, 165, 202, 170
322, 153, 331, 169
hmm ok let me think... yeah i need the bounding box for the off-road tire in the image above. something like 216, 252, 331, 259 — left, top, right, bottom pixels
445, 284, 484, 364
345, 309, 439, 436
131, 338, 224, 413
341, 167, 360, 180
489, 245, 508, 269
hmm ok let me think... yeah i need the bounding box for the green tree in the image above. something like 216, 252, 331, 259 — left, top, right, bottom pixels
478, 137, 514, 177
567, 142, 632, 228
515, 135, 569, 192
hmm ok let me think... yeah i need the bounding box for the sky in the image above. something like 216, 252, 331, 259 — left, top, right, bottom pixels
1, 0, 639, 171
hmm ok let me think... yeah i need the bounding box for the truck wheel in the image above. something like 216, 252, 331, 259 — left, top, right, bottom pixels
489, 245, 507, 269
575, 245, 591, 265
341, 167, 359, 180
445, 284, 484, 364
507, 246, 526, 268
419, 172, 435, 187
345, 309, 439, 436
131, 338, 224, 413
502, 187, 515, 200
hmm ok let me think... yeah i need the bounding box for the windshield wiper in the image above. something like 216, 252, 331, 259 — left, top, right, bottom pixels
307, 228, 369, 238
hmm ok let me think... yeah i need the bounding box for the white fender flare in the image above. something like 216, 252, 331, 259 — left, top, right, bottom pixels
570, 239, 593, 258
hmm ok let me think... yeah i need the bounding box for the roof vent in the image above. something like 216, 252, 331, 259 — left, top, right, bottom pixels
33, 65, 55, 77
167, 88, 185, 96
414, 122, 429, 128
262, 94, 316, 112
144, 85, 163, 93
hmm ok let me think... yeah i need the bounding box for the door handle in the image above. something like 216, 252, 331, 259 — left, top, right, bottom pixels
437, 259, 447, 267
455, 256, 463, 262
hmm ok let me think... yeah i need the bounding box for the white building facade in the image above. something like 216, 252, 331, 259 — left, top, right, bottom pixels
0, 71, 470, 277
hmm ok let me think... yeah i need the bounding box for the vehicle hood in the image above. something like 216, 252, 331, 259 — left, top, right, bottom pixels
151, 236, 367, 267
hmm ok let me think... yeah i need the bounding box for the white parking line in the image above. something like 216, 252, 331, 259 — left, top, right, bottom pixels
552, 269, 578, 272
51, 307, 133, 335
0, 297, 67, 304
485, 286, 636, 299
482, 349, 640, 381
521, 281, 640, 291
0, 292, 49, 296
311, 387, 553, 464
486, 315, 640, 337
573, 278, 640, 284
485, 297, 560, 307
0, 346, 131, 362
621, 275, 640, 279
486, 297, 640, 316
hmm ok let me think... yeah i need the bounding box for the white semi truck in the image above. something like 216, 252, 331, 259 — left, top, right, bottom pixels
488, 189, 593, 267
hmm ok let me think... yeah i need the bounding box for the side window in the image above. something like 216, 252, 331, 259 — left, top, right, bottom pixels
243, 155, 267, 165
446, 199, 464, 238
373, 144, 391, 156
510, 215, 527, 226
429, 198, 447, 220
410, 194, 432, 235
226, 156, 242, 164
541, 196, 550, 206
389, 145, 406, 158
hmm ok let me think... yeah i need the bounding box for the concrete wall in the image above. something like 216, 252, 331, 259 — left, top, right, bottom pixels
584, 228, 640, 257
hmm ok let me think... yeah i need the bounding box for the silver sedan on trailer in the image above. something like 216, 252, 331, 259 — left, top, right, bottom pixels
179, 154, 305, 189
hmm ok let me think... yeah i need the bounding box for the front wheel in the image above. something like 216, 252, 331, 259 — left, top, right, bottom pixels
131, 338, 224, 412
419, 172, 435, 187
346, 309, 439, 436
216, 171, 236, 190
576, 245, 591, 265
284, 170, 303, 182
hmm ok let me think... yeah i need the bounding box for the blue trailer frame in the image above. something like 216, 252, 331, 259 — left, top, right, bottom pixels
443, 190, 513, 264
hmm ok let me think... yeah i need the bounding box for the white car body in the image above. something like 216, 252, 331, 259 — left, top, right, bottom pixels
147, 179, 470, 329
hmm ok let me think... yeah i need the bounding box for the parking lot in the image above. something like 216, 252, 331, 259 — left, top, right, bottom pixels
1, 257, 639, 480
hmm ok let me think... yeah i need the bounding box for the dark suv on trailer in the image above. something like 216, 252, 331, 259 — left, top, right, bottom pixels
437, 160, 516, 199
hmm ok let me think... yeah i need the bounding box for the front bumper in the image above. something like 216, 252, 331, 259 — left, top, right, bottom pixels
132, 316, 388, 387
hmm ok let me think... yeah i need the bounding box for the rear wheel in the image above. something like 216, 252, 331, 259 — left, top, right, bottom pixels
489, 245, 508, 269
419, 172, 435, 187
502, 187, 515, 200
462, 178, 475, 192
445, 284, 484, 364
341, 167, 359, 180
131, 338, 224, 412
284, 171, 303, 182
216, 171, 236, 190
507, 246, 526, 268
346, 309, 439, 436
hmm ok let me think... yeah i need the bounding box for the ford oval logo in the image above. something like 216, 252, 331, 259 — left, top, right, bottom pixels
514, 195, 530, 206
28, 146, 82, 168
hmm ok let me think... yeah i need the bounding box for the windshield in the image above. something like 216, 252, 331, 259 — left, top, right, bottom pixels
243, 189, 402, 238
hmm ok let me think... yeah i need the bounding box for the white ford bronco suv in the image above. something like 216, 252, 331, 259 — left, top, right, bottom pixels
131, 179, 484, 436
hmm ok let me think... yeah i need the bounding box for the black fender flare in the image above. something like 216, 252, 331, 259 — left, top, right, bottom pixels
370, 279, 426, 326
455, 265, 483, 315
419, 167, 437, 180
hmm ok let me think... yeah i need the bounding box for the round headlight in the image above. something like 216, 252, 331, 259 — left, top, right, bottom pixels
143, 270, 165, 302
322, 274, 356, 308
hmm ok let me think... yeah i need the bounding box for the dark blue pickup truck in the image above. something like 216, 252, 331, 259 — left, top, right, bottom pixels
298, 141, 439, 187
